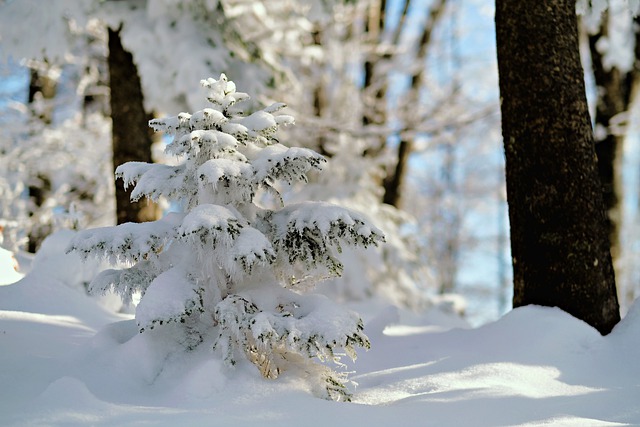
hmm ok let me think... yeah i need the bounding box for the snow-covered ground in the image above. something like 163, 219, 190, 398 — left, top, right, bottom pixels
1, 241, 639, 426
0, 246, 22, 285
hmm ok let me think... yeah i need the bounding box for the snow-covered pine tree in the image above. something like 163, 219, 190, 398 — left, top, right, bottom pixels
68, 74, 384, 400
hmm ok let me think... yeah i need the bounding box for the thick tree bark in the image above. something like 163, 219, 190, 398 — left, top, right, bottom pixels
108, 27, 159, 224
495, 0, 620, 334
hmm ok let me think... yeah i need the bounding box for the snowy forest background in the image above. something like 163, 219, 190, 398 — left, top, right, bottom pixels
2, 0, 640, 424
4, 0, 640, 323
0, 0, 511, 326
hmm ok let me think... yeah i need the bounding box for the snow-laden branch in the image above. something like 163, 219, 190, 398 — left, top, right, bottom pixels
67, 213, 182, 265
270, 201, 385, 278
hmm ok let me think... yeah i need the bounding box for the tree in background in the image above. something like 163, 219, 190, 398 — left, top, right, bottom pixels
106, 1, 418, 307
237, 0, 501, 314
69, 75, 383, 400
380, 0, 449, 208
107, 26, 160, 224
92, 0, 275, 114
496, 0, 620, 334
24, 61, 57, 252
0, 113, 114, 252
0, 0, 275, 235
0, 0, 504, 321
579, 1, 640, 309
0, 16, 115, 252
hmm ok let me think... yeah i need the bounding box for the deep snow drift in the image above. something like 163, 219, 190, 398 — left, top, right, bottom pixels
1, 240, 639, 426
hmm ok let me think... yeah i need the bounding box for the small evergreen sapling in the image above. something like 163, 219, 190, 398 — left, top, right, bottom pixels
68, 74, 384, 400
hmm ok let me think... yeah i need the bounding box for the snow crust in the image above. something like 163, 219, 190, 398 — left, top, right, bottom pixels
2, 262, 640, 426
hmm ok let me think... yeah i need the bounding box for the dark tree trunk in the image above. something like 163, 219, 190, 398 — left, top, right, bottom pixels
382, 140, 410, 207
311, 26, 330, 157
495, 0, 620, 334
108, 26, 159, 224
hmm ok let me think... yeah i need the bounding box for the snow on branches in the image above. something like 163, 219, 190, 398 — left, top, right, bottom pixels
68, 74, 384, 401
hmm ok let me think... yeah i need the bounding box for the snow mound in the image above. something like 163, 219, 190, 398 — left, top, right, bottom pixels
2, 268, 640, 426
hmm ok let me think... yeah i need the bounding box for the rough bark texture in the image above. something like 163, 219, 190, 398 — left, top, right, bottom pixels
108, 27, 159, 225
495, 0, 620, 334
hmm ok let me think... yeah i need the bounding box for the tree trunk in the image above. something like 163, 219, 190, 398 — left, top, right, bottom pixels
311, 25, 330, 157
587, 14, 640, 307
382, 140, 410, 207
588, 13, 637, 276
495, 0, 620, 334
28, 67, 57, 124
382, 0, 448, 207
108, 26, 159, 224
361, 0, 388, 157
27, 66, 57, 252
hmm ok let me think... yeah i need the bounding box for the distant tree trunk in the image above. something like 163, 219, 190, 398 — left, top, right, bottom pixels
361, 0, 388, 157
382, 0, 448, 207
382, 140, 410, 207
28, 67, 57, 124
108, 26, 159, 224
311, 25, 330, 157
26, 173, 52, 254
27, 66, 57, 253
495, 0, 620, 334
587, 14, 640, 303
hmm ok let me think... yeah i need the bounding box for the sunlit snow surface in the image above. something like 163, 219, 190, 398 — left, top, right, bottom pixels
0, 247, 23, 285
1, 259, 639, 426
